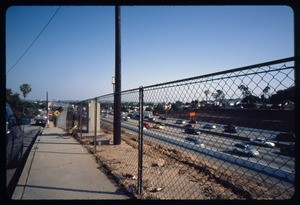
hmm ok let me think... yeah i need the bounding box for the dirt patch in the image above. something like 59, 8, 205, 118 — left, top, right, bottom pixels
78, 123, 293, 199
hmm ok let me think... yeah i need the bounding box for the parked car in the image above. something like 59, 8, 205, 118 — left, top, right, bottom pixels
249, 137, 275, 148
153, 122, 164, 129
275, 132, 295, 142
6, 103, 31, 168
280, 143, 295, 157
184, 128, 201, 135
202, 123, 217, 129
159, 116, 167, 120
223, 124, 237, 133
35, 117, 46, 127
232, 142, 259, 157
185, 136, 205, 148
175, 119, 186, 124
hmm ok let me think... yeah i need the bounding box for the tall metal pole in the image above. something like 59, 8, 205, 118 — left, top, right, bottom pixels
113, 5, 121, 145
138, 87, 144, 195
94, 98, 97, 154
46, 91, 49, 128
79, 102, 83, 144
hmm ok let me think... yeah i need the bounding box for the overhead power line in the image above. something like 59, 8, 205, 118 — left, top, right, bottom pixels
6, 6, 61, 74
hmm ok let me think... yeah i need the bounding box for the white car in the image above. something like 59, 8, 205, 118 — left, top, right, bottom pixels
249, 137, 275, 148
232, 143, 260, 157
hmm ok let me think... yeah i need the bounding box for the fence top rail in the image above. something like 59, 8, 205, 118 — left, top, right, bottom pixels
78, 56, 294, 103
143, 56, 294, 90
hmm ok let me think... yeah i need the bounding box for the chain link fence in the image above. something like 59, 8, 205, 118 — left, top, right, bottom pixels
68, 57, 294, 199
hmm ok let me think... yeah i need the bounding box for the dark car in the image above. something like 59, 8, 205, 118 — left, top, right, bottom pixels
188, 120, 197, 124
223, 125, 237, 133
203, 123, 217, 129
275, 132, 295, 142
6, 103, 31, 168
184, 128, 201, 135
185, 136, 205, 148
158, 116, 167, 120
35, 117, 46, 127
175, 119, 186, 124
184, 123, 195, 128
232, 142, 259, 157
280, 143, 295, 157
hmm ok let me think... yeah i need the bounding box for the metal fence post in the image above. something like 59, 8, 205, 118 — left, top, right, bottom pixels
79, 102, 83, 144
138, 87, 144, 195
113, 5, 122, 145
94, 98, 97, 155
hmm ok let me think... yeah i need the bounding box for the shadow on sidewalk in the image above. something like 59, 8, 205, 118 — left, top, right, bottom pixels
16, 184, 127, 197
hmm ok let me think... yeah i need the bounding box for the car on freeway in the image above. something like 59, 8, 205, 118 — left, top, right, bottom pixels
153, 122, 164, 129
148, 117, 156, 122
188, 119, 197, 124
249, 137, 275, 148
6, 103, 31, 168
143, 122, 152, 129
232, 142, 259, 157
223, 124, 237, 133
121, 115, 130, 121
280, 143, 295, 157
185, 136, 205, 148
175, 119, 186, 124
35, 117, 46, 127
275, 132, 295, 142
127, 113, 134, 118
184, 128, 201, 135
184, 123, 195, 128
202, 123, 217, 129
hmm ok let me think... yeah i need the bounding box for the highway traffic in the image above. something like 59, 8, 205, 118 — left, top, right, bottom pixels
101, 113, 294, 185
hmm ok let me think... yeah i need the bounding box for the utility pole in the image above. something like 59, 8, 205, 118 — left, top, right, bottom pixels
113, 5, 121, 145
46, 91, 49, 128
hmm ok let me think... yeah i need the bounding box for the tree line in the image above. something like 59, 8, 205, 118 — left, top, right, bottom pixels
6, 83, 46, 118
152, 85, 294, 114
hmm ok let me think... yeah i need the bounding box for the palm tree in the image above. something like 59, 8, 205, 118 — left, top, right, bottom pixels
204, 90, 210, 102
20, 84, 32, 116
20, 84, 32, 99
261, 86, 270, 107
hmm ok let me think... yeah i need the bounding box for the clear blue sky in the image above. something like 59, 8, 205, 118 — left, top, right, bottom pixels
5, 5, 294, 101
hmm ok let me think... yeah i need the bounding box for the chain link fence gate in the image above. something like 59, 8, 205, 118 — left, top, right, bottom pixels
73, 57, 294, 199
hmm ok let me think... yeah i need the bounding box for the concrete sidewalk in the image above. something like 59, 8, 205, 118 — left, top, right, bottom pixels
12, 125, 129, 200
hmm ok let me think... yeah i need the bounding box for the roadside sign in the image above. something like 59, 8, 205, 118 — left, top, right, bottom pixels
54, 110, 61, 117
189, 112, 196, 118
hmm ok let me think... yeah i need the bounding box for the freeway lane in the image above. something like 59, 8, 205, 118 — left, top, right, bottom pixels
109, 116, 294, 171
149, 123, 295, 173
101, 115, 294, 183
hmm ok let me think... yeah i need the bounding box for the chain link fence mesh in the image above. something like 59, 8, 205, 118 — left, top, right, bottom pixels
71, 57, 294, 199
